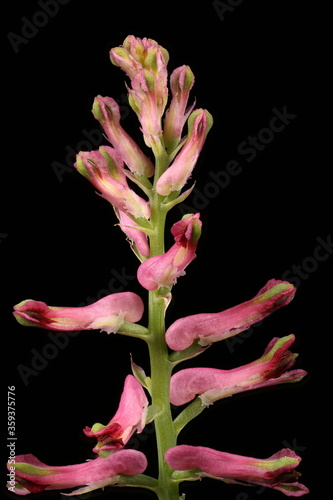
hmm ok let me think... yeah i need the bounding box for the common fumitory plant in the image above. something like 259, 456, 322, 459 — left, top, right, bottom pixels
8, 35, 309, 498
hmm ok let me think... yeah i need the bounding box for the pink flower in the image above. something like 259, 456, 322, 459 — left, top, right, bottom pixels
84, 375, 148, 454
127, 68, 168, 148
13, 292, 144, 334
137, 213, 202, 291
165, 279, 296, 351
7, 449, 147, 496
75, 146, 150, 220
170, 335, 307, 406
116, 210, 150, 258
156, 108, 213, 196
92, 96, 154, 177
165, 445, 309, 497
163, 65, 196, 151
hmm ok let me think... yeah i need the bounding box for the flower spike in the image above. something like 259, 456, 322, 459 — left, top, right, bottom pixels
13, 292, 144, 334
9, 33, 308, 500
165, 279, 296, 350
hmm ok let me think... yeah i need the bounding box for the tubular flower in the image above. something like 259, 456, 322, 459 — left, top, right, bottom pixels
170, 335, 307, 406
116, 210, 150, 258
163, 65, 196, 151
165, 445, 309, 497
13, 293, 144, 334
7, 450, 147, 496
156, 108, 213, 196
92, 95, 154, 177
127, 68, 168, 148
137, 213, 202, 291
165, 279, 296, 351
75, 146, 150, 220
83, 375, 149, 454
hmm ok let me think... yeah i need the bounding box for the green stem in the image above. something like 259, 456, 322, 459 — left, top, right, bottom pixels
145, 140, 179, 499
148, 291, 179, 499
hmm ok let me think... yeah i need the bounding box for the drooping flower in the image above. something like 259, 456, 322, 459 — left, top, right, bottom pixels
163, 65, 196, 151
75, 146, 150, 220
7, 449, 147, 496
165, 445, 309, 497
116, 210, 150, 258
170, 335, 307, 406
137, 213, 202, 291
92, 95, 154, 177
83, 375, 148, 454
165, 279, 296, 351
13, 292, 144, 334
156, 108, 213, 196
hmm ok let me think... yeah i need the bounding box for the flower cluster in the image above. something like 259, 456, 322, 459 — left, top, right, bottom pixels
8, 36, 309, 498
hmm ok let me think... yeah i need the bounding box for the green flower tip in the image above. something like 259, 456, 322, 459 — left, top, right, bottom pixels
14, 462, 52, 477
187, 109, 214, 136
91, 422, 106, 433
92, 96, 105, 122
260, 334, 295, 362
13, 313, 36, 328
75, 155, 91, 179
256, 456, 299, 470
256, 282, 294, 304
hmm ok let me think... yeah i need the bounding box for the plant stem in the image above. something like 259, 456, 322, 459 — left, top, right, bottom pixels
145, 141, 180, 499
148, 293, 179, 499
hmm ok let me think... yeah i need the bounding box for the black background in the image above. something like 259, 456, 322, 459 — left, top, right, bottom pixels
2, 1, 330, 499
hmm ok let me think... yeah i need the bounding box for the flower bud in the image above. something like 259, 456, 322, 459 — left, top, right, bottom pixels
92, 95, 154, 177
127, 69, 167, 147
116, 210, 150, 258
75, 147, 150, 220
110, 35, 169, 79
156, 108, 213, 196
163, 65, 195, 151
